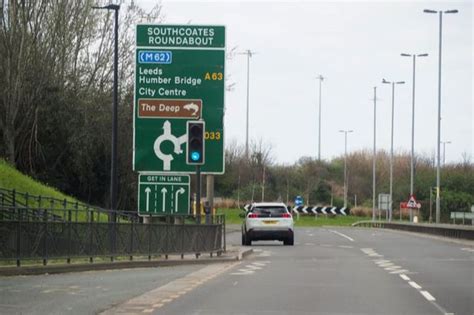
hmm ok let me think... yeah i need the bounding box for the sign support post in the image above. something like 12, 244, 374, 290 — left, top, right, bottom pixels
196, 165, 201, 223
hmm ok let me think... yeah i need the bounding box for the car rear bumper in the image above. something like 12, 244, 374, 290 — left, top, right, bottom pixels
246, 228, 294, 241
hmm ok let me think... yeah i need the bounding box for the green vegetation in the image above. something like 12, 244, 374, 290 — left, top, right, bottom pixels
0, 159, 109, 221
0, 159, 79, 205
293, 215, 369, 227
216, 208, 367, 227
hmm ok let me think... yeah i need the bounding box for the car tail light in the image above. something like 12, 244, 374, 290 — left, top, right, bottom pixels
282, 213, 292, 218
248, 213, 259, 218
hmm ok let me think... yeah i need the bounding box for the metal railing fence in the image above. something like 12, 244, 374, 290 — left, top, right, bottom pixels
0, 207, 225, 266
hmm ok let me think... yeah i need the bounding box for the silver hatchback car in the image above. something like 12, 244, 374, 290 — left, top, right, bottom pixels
241, 202, 294, 246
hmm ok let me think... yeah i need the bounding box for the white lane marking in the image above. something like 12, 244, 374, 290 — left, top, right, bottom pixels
420, 290, 436, 301
252, 262, 267, 266
361, 248, 383, 257
461, 247, 474, 253
230, 270, 254, 276
329, 230, 354, 242
374, 259, 390, 264
379, 262, 394, 267
338, 245, 353, 249
384, 266, 402, 271
308, 234, 314, 237
409, 281, 422, 289
245, 265, 262, 270
400, 274, 411, 281
390, 269, 410, 274
305, 243, 315, 246
361, 248, 374, 254
232, 281, 238, 286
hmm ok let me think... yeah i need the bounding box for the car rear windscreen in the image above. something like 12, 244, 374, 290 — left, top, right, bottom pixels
252, 206, 288, 217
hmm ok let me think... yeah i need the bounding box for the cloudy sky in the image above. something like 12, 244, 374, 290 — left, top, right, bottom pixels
137, 0, 472, 165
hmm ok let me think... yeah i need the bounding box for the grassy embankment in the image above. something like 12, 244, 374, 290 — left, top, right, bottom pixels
216, 208, 368, 227
0, 159, 107, 221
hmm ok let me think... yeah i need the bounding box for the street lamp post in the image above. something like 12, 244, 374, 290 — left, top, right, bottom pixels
238, 50, 255, 159
372, 87, 377, 221
316, 75, 324, 161
441, 140, 451, 165
423, 8, 458, 224
92, 3, 120, 221
401, 53, 428, 209
382, 79, 405, 222
339, 130, 353, 208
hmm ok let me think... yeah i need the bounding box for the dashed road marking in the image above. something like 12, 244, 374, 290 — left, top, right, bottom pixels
361, 247, 450, 314
384, 266, 402, 271
231, 260, 270, 276
420, 290, 436, 301
361, 248, 383, 257
409, 281, 422, 290
461, 247, 474, 253
400, 274, 410, 281
390, 269, 409, 274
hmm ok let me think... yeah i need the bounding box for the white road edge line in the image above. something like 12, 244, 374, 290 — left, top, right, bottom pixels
329, 230, 355, 242
409, 281, 422, 290
420, 290, 436, 301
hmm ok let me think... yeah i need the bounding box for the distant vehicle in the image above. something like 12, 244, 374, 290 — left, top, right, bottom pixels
241, 202, 294, 246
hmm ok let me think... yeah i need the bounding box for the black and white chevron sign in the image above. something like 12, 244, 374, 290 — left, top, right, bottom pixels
291, 206, 350, 216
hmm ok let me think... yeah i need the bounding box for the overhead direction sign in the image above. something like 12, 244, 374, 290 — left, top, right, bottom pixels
133, 24, 225, 174
138, 174, 190, 215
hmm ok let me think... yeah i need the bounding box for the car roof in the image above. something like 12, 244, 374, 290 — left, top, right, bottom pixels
251, 202, 287, 208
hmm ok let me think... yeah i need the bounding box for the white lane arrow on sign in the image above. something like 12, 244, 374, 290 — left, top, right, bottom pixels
175, 187, 186, 213
145, 187, 151, 212
161, 187, 168, 212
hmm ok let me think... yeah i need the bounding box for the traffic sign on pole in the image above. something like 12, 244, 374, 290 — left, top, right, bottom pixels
138, 174, 190, 215
133, 24, 225, 174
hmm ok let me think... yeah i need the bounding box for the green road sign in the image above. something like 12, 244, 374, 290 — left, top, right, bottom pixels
133, 24, 225, 174
138, 174, 190, 215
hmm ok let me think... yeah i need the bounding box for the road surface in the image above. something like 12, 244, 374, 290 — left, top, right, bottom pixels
1, 227, 472, 314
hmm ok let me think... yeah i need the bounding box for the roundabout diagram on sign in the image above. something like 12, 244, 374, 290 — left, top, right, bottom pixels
153, 120, 187, 170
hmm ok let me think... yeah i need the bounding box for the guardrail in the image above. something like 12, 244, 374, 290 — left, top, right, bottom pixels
352, 221, 474, 240
0, 207, 225, 266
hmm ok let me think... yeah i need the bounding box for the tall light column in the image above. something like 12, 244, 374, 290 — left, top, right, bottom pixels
424, 8, 459, 223
401, 53, 428, 205
339, 130, 353, 208
238, 50, 255, 159
372, 87, 377, 221
382, 79, 405, 222
441, 141, 451, 165
92, 3, 120, 221
316, 75, 324, 160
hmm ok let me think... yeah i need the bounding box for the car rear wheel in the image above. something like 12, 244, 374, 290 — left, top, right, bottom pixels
284, 236, 294, 246
244, 234, 252, 246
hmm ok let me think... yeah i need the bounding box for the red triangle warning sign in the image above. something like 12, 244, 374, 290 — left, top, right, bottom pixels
406, 195, 418, 208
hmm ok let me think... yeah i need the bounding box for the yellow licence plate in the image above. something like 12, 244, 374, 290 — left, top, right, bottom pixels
263, 220, 278, 224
